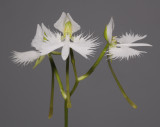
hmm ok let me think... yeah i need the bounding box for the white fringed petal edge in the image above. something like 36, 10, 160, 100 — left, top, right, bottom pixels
107, 47, 147, 60
11, 50, 41, 66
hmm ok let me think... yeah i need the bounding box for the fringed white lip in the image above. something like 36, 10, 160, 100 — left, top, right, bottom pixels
47, 34, 99, 61
108, 46, 147, 60
12, 51, 41, 66
105, 18, 152, 60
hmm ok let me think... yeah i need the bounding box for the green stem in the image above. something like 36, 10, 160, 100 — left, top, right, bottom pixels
64, 100, 68, 127
66, 57, 72, 108
70, 49, 80, 96
78, 43, 109, 81
48, 58, 55, 119
70, 49, 78, 80
107, 59, 137, 109
48, 54, 67, 100
70, 80, 79, 96
70, 43, 109, 96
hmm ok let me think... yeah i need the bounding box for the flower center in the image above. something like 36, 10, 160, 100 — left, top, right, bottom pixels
109, 36, 117, 48
63, 21, 72, 38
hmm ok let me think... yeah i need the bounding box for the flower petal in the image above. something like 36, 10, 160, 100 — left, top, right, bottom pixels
12, 50, 41, 66
117, 33, 147, 44
40, 32, 64, 55
107, 17, 114, 43
54, 12, 67, 33
54, 12, 81, 34
69, 33, 99, 59
116, 43, 152, 47
67, 13, 80, 33
32, 24, 63, 54
61, 44, 70, 60
108, 47, 146, 60
41, 23, 52, 36
31, 24, 44, 51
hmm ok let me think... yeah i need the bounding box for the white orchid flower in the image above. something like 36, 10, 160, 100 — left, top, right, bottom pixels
12, 12, 99, 66
104, 18, 152, 60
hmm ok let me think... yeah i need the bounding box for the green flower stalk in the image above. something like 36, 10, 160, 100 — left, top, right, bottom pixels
66, 56, 72, 108
48, 55, 55, 119
70, 43, 109, 96
48, 54, 67, 100
107, 58, 137, 109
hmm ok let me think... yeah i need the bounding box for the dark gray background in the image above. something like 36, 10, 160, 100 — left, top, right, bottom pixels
1, 0, 159, 127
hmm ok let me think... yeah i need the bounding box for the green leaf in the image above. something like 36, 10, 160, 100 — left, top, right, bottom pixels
33, 56, 45, 69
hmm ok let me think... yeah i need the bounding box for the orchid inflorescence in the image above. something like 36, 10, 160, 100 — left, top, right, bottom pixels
12, 12, 152, 127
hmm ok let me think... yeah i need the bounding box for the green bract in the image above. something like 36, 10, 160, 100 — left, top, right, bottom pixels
33, 55, 45, 69
104, 25, 108, 42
